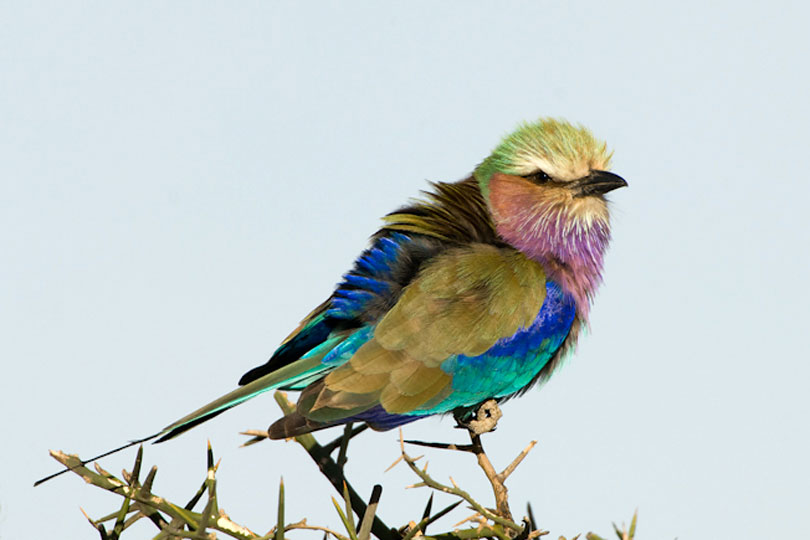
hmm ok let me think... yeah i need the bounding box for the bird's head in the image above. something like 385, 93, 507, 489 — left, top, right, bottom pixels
474, 118, 626, 303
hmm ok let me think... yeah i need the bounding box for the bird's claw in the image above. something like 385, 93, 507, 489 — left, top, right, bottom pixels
453, 399, 502, 436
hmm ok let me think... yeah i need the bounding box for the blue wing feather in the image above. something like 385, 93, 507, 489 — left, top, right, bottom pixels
242, 233, 417, 385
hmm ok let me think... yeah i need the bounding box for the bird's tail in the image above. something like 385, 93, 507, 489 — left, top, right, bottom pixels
33, 432, 163, 486
34, 354, 329, 486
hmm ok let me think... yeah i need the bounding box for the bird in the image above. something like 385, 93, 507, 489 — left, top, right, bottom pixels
36, 117, 626, 485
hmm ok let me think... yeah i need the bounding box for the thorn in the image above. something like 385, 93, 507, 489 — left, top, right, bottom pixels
499, 440, 537, 481
421, 494, 434, 522
142, 466, 158, 493
384, 455, 403, 473
357, 485, 382, 540
452, 512, 479, 528
404, 439, 469, 451
527, 502, 537, 531
80, 507, 93, 523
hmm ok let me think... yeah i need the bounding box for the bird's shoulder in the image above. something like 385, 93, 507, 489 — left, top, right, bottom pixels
380, 175, 500, 244
329, 175, 507, 324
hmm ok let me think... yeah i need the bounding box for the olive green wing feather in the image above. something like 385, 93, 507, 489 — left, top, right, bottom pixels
299, 244, 547, 420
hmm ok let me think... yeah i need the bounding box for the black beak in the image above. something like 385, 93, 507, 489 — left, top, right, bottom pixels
574, 170, 628, 197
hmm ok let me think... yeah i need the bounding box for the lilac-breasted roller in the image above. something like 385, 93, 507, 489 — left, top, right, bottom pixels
37, 118, 626, 483
161, 116, 626, 438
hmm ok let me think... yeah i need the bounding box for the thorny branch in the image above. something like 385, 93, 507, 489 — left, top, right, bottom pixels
395, 430, 530, 537
406, 400, 537, 522
44, 390, 640, 540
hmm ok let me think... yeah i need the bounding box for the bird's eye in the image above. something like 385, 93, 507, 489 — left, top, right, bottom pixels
525, 170, 551, 184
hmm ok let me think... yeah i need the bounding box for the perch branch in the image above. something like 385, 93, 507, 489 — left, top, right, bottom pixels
396, 430, 522, 534
405, 401, 537, 523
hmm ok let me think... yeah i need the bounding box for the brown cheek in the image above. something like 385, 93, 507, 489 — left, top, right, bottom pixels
489, 173, 571, 217
488, 173, 538, 220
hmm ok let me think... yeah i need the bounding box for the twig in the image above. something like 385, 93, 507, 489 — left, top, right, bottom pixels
468, 434, 507, 519
404, 401, 537, 524
49, 449, 257, 539
337, 424, 354, 468
396, 432, 522, 534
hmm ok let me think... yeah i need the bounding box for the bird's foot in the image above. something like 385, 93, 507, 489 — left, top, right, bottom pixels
453, 399, 503, 436
403, 399, 502, 452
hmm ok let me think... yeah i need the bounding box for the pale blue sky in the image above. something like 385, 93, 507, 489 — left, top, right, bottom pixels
2, 2, 809, 539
